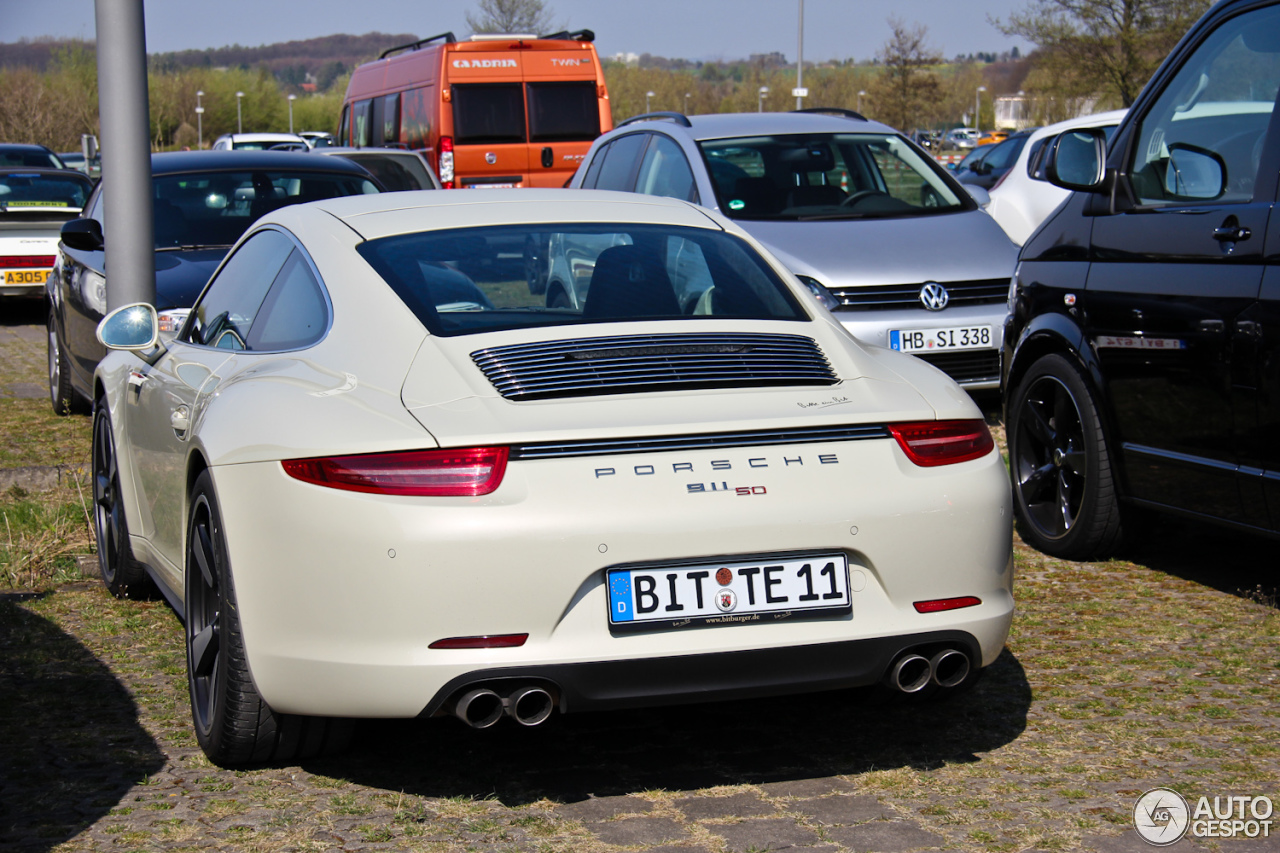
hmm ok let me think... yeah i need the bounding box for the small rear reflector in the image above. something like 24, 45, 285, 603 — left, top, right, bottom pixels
914, 596, 982, 614
429, 634, 528, 650
888, 419, 995, 467
282, 446, 508, 496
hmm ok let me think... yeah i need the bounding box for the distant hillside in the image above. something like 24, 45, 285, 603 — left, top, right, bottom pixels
0, 32, 419, 89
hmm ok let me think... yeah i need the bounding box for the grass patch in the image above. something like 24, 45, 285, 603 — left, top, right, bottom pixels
0, 482, 95, 589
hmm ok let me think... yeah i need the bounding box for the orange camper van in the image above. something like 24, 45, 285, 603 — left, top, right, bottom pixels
340, 30, 612, 189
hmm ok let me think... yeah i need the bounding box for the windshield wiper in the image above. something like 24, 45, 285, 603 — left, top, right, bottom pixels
154, 244, 233, 252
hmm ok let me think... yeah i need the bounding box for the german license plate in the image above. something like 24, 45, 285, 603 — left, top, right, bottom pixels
3, 270, 49, 285
468, 183, 517, 189
890, 325, 993, 353
608, 554, 850, 628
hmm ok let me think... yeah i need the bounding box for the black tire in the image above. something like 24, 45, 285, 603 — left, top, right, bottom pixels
49, 311, 85, 415
524, 234, 548, 295
546, 287, 570, 310
185, 470, 352, 766
92, 398, 152, 597
1007, 353, 1123, 560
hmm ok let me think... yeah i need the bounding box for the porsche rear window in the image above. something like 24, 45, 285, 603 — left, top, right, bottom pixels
0, 173, 92, 211
357, 223, 808, 336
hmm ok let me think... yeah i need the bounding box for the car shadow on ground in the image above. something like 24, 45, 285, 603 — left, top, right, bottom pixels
303, 649, 1031, 807
0, 594, 166, 851
0, 299, 45, 328
1120, 514, 1279, 609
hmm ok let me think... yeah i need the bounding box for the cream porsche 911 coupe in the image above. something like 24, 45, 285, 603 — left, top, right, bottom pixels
92, 189, 1013, 766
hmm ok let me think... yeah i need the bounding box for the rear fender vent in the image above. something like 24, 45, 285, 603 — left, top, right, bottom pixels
472, 333, 838, 401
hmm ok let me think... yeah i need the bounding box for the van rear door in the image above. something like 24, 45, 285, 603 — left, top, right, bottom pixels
523, 50, 604, 187
448, 54, 530, 187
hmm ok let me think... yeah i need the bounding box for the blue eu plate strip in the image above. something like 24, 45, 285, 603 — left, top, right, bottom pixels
889, 330, 901, 351
608, 572, 633, 622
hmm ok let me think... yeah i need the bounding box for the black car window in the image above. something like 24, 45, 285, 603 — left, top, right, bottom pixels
1129, 6, 1280, 205
246, 249, 329, 351
452, 84, 526, 144
527, 81, 601, 143
593, 133, 648, 192
185, 229, 294, 350
634, 134, 699, 203
0, 172, 92, 211
579, 140, 609, 188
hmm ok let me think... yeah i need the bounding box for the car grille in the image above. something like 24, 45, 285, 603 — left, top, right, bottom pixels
916, 349, 1001, 385
829, 278, 1009, 311
512, 424, 889, 460
472, 333, 838, 401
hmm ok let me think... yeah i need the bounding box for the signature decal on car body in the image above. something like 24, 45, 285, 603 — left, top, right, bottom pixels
594, 453, 840, 478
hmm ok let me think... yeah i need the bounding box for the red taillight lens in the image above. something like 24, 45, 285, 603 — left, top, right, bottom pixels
914, 596, 982, 613
0, 255, 56, 269
282, 446, 508, 496
429, 634, 528, 650
439, 135, 455, 189
888, 420, 994, 467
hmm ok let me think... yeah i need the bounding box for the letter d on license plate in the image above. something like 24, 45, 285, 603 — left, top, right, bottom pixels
608, 554, 850, 629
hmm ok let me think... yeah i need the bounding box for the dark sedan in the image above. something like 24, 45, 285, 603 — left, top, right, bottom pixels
955, 131, 1033, 190
48, 150, 382, 414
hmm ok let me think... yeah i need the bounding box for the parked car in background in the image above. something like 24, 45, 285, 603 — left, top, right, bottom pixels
562, 110, 1017, 390
0, 168, 93, 302
310, 146, 441, 191
58, 151, 103, 179
1003, 0, 1280, 559
298, 131, 336, 149
911, 130, 942, 150
954, 130, 1034, 190
976, 130, 1008, 146
985, 110, 1127, 244
945, 128, 978, 150
91, 188, 1013, 765
0, 143, 67, 170
48, 150, 382, 414
212, 133, 309, 151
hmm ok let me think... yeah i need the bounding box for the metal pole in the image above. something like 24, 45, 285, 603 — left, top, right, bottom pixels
236, 91, 244, 134
288, 94, 296, 134
795, 0, 804, 110
94, 0, 154, 311
195, 90, 204, 149
976, 86, 986, 133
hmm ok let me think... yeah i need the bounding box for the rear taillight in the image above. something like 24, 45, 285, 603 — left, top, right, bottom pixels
429, 634, 528, 650
439, 135, 455, 189
0, 255, 55, 269
888, 420, 994, 467
282, 446, 508, 496
914, 596, 982, 613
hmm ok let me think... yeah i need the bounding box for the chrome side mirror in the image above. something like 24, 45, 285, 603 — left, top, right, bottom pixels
1045, 128, 1108, 192
97, 303, 159, 351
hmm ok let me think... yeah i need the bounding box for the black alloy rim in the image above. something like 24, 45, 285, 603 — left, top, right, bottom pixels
92, 409, 123, 582
187, 493, 221, 736
1013, 375, 1089, 540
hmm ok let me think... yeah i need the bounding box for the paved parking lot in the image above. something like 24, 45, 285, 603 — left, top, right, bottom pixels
1, 309, 1276, 853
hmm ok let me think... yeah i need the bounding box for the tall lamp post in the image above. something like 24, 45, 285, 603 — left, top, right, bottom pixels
758, 86, 768, 112
287, 93, 296, 134
684, 92, 690, 114
795, 0, 805, 109
195, 89, 204, 149
645, 90, 655, 112
857, 89, 866, 113
975, 85, 986, 133
236, 90, 244, 134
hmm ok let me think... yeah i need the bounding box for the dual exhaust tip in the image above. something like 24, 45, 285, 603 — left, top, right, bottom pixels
452, 684, 555, 728
888, 648, 970, 693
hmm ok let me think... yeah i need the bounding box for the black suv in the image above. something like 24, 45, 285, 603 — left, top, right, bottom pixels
1002, 0, 1280, 559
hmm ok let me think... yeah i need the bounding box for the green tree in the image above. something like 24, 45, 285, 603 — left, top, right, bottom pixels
995, 0, 1212, 107
465, 0, 562, 35
865, 18, 944, 131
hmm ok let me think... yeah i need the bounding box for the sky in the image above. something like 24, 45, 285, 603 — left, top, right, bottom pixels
6, 0, 1034, 63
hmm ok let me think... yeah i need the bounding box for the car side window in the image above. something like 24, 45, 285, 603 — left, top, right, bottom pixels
1129, 6, 1280, 206
245, 249, 329, 351
185, 229, 294, 350
634, 135, 699, 203
593, 133, 648, 192
579, 141, 609, 188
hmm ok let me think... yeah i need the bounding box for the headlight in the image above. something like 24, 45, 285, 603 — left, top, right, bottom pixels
84, 270, 107, 316
157, 309, 190, 335
795, 275, 840, 311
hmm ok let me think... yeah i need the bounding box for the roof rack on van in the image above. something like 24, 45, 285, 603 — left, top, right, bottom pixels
538, 29, 596, 42
617, 111, 693, 129
792, 107, 868, 121
379, 32, 456, 60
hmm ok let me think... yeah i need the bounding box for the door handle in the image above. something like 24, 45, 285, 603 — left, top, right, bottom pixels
170, 406, 190, 434
1213, 224, 1252, 241
541, 146, 553, 168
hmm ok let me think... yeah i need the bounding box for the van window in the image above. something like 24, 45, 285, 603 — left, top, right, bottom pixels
594, 133, 647, 191
527, 81, 601, 142
402, 87, 431, 150
339, 106, 350, 147
381, 94, 400, 145
453, 84, 525, 144
351, 100, 373, 148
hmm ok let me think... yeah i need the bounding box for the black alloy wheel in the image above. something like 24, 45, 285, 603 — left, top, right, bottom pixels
92, 398, 150, 596
1008, 353, 1123, 560
185, 470, 352, 766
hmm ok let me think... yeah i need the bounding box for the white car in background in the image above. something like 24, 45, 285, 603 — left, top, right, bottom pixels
985, 109, 1128, 244
92, 190, 1013, 766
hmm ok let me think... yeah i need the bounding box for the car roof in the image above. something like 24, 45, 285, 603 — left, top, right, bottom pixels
220, 132, 306, 141
616, 111, 902, 141
0, 143, 57, 152
0, 166, 92, 181
148, 149, 374, 177
1026, 108, 1129, 143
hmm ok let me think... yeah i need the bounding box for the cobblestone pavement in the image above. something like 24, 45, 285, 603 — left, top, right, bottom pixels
1, 312, 1277, 853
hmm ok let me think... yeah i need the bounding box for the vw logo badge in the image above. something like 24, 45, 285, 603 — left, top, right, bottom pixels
919, 281, 949, 311
484, 152, 497, 165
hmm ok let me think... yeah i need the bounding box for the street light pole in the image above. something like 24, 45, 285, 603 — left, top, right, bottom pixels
857, 89, 866, 114
758, 86, 769, 113
645, 90, 655, 112
685, 92, 690, 114
236, 91, 244, 134
976, 85, 986, 134
795, 0, 804, 110
195, 89, 204, 149
288, 93, 296, 134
